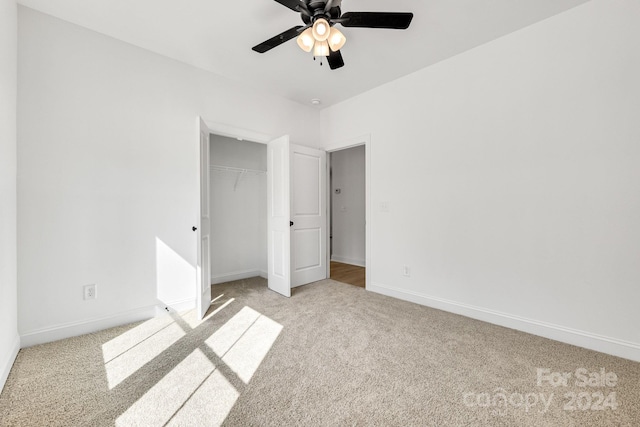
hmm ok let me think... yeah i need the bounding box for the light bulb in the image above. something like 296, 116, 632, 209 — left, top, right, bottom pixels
312, 18, 330, 42
313, 40, 329, 57
317, 22, 327, 36
297, 28, 314, 52
328, 27, 346, 52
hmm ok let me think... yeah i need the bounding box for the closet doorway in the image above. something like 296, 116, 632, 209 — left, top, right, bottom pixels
329, 144, 366, 288
209, 134, 267, 285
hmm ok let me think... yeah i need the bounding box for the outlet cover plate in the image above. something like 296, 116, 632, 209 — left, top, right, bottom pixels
84, 284, 97, 300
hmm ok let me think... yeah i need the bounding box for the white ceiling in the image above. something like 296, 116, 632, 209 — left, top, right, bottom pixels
17, 0, 590, 108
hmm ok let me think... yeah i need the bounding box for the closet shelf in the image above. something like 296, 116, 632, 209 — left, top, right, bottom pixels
210, 164, 266, 191
210, 165, 266, 175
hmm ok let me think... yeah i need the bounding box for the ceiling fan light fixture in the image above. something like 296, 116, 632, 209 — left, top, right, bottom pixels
252, 1, 413, 71
328, 27, 346, 52
312, 18, 330, 42
297, 28, 314, 52
313, 40, 329, 57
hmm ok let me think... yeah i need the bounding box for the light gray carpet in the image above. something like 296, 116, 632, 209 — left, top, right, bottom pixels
1, 277, 639, 426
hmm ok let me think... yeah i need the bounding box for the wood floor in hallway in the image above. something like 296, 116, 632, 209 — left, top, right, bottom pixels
330, 261, 365, 288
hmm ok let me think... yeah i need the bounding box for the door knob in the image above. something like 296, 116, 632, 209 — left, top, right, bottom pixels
290, 221, 294, 227
192, 226, 198, 232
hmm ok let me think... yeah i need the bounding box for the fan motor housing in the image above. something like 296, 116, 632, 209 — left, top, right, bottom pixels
302, 0, 341, 24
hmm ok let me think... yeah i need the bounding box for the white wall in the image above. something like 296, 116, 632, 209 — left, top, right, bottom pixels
17, 7, 318, 346
209, 135, 267, 284
320, 0, 640, 361
331, 145, 365, 266
0, 0, 19, 391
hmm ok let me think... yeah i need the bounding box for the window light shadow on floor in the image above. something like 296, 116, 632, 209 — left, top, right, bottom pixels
100, 294, 282, 426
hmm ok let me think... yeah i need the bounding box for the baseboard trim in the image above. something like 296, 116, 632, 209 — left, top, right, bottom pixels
211, 269, 266, 285
369, 282, 640, 362
331, 256, 365, 267
156, 297, 195, 315
20, 305, 157, 348
0, 333, 20, 393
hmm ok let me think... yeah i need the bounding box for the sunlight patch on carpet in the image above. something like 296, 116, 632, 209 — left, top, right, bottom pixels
181, 296, 235, 329
115, 348, 215, 426
166, 369, 239, 426
105, 322, 185, 389
205, 306, 283, 383
103, 302, 281, 425
101, 315, 176, 363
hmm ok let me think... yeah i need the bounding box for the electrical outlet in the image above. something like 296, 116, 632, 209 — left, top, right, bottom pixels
84, 284, 97, 300
402, 266, 411, 277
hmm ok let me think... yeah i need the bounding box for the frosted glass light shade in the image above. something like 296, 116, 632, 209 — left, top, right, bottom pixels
328, 27, 346, 51
313, 40, 329, 57
312, 18, 330, 42
297, 28, 314, 52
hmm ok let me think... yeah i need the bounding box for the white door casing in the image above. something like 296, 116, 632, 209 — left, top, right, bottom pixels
197, 117, 212, 318
291, 144, 327, 287
267, 135, 291, 297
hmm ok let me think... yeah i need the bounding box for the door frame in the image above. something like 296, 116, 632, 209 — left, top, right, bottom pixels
203, 120, 272, 145
324, 134, 371, 290
197, 120, 272, 305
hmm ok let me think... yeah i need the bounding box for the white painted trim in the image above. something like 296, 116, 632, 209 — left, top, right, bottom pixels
331, 255, 365, 267
211, 269, 267, 285
369, 282, 640, 362
157, 297, 195, 315
325, 134, 371, 290
324, 134, 370, 153
204, 120, 272, 144
20, 305, 157, 348
0, 333, 20, 393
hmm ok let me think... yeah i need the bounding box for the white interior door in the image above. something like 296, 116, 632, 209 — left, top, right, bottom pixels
267, 137, 327, 296
267, 135, 291, 297
197, 117, 212, 318
291, 144, 327, 287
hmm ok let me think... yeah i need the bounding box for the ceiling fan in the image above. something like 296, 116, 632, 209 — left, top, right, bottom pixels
252, 0, 413, 70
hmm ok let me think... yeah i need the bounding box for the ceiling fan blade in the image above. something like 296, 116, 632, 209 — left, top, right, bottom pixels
324, 0, 335, 13
339, 12, 413, 29
273, 0, 301, 12
326, 49, 344, 70
252, 26, 304, 53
